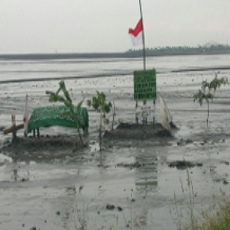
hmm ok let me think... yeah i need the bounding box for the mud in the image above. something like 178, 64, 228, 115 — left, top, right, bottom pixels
1, 135, 85, 161
0, 121, 174, 161
0, 69, 230, 230
104, 122, 172, 140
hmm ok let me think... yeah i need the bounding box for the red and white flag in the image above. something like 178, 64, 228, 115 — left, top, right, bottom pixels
128, 19, 143, 46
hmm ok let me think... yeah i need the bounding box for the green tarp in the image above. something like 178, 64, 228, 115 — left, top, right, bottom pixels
27, 106, 88, 134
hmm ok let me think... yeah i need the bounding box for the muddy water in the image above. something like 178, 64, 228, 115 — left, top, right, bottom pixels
0, 56, 230, 229
0, 136, 229, 230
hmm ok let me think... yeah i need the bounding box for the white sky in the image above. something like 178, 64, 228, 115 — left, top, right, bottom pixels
1, 0, 230, 54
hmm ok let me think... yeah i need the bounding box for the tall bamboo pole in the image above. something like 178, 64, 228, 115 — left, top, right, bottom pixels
139, 0, 146, 70
139, 0, 147, 108
135, 0, 147, 124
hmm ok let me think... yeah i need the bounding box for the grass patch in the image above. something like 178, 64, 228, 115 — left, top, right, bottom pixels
172, 165, 230, 230
196, 191, 230, 230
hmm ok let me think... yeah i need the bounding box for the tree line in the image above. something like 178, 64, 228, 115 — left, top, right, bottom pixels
126, 43, 230, 56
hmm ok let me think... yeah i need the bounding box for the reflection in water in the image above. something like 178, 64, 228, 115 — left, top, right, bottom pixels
13, 168, 17, 181
135, 150, 158, 196
9, 158, 30, 181
133, 209, 148, 228
132, 148, 159, 229
136, 177, 158, 195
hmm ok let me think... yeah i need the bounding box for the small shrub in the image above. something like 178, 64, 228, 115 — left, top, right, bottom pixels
193, 74, 228, 128
87, 91, 112, 164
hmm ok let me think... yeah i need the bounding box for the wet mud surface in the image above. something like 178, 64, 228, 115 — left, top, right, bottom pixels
1, 135, 84, 161
0, 70, 230, 230
104, 122, 172, 140
1, 122, 173, 161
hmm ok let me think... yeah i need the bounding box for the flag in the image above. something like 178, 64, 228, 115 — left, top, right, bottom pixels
23, 94, 29, 136
128, 19, 143, 46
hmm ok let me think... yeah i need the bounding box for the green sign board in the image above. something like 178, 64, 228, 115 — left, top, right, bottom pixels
134, 69, 156, 101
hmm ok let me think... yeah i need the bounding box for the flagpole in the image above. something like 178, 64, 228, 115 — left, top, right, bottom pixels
138, 0, 146, 70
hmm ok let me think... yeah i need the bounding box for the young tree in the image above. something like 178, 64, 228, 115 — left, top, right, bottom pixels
46, 80, 84, 150
193, 74, 228, 128
87, 91, 112, 164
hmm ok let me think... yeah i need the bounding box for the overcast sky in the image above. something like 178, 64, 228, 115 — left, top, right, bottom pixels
1, 0, 230, 54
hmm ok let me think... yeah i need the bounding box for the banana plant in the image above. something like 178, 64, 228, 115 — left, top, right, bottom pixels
46, 80, 83, 150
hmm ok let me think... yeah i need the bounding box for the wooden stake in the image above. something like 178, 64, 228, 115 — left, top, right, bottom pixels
3, 124, 24, 135
3, 115, 24, 138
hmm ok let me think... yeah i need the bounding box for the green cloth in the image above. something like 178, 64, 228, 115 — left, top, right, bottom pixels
27, 106, 88, 134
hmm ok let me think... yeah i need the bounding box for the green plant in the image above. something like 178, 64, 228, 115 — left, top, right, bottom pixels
46, 80, 83, 150
193, 74, 228, 127
87, 91, 112, 163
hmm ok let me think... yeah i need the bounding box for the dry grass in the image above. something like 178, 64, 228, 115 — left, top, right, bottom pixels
196, 193, 230, 230
173, 165, 230, 230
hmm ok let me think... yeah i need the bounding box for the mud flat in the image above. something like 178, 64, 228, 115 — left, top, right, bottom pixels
0, 122, 174, 161
0, 67, 230, 229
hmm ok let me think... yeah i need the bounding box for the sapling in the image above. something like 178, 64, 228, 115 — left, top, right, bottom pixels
193, 74, 228, 128
87, 91, 112, 164
111, 101, 116, 130
46, 80, 83, 150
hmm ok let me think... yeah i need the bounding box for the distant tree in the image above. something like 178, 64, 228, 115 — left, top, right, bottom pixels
125, 43, 230, 55
193, 74, 228, 128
